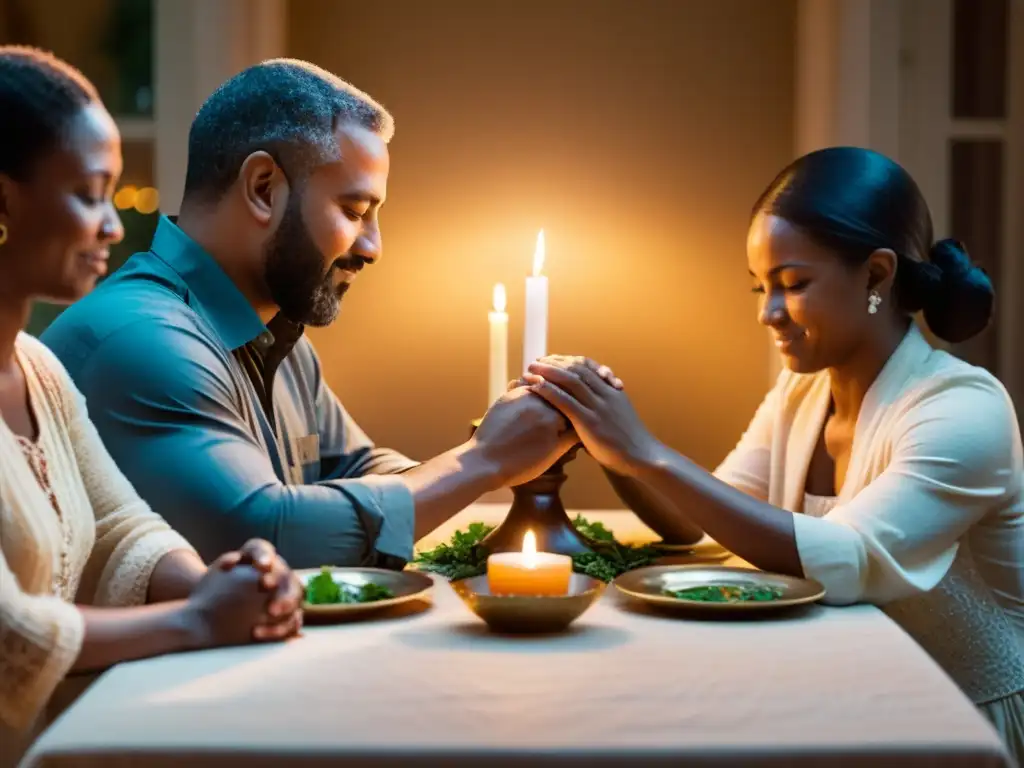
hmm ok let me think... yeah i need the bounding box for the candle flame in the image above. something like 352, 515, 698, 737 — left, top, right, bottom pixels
492, 283, 507, 313
532, 229, 545, 277
522, 529, 537, 568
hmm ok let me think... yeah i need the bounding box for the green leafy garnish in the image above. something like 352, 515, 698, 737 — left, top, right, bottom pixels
569, 514, 659, 581
413, 517, 659, 582
663, 584, 784, 603
353, 582, 396, 602
304, 566, 395, 605
306, 566, 342, 604
571, 515, 616, 543
571, 544, 659, 582
413, 522, 495, 580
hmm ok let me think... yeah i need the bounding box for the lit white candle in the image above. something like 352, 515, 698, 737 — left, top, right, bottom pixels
488, 283, 509, 405
523, 230, 548, 374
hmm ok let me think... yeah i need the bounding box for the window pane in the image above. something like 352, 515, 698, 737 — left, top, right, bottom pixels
952, 0, 1008, 119
0, 0, 153, 117
948, 139, 1003, 373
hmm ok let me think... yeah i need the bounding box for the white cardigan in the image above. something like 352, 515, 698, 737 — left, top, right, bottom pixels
0, 333, 195, 752
715, 325, 1024, 703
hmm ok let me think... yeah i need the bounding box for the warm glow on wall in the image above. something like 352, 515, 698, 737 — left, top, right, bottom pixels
293, 0, 794, 508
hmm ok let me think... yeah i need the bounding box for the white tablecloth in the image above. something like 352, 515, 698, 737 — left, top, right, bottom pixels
21, 505, 1011, 767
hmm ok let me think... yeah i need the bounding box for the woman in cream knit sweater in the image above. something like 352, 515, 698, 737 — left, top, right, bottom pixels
0, 47, 304, 763
524, 148, 1024, 761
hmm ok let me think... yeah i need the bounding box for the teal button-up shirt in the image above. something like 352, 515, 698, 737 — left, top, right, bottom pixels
42, 216, 417, 568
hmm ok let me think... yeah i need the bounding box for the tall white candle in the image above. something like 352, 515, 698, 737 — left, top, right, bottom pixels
488, 283, 509, 405
523, 230, 548, 374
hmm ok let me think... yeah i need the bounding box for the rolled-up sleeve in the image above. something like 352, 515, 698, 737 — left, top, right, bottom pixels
73, 321, 415, 569
793, 374, 1021, 606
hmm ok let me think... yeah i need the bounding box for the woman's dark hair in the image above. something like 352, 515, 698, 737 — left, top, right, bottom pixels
752, 146, 994, 344
0, 45, 98, 181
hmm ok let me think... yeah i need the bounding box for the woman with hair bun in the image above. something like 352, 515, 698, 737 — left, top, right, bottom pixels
523, 147, 1024, 758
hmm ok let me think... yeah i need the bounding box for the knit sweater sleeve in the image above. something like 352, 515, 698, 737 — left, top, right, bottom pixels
21, 335, 197, 607
0, 545, 85, 730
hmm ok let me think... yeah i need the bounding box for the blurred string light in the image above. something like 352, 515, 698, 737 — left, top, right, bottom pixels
113, 185, 160, 214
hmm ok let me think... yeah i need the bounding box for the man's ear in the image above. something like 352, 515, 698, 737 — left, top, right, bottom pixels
238, 151, 288, 226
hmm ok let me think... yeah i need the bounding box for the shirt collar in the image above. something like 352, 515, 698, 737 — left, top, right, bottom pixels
150, 215, 268, 351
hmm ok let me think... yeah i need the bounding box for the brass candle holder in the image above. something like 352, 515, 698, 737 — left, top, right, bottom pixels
452, 573, 605, 633
470, 419, 594, 556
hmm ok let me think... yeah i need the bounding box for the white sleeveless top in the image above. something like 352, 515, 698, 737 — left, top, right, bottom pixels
804, 493, 1024, 704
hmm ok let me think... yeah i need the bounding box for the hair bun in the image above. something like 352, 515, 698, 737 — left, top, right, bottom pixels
921, 239, 994, 344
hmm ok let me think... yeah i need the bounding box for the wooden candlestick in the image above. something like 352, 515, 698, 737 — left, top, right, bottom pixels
470, 419, 594, 556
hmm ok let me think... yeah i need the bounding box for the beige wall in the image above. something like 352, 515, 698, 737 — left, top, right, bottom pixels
0, 0, 116, 86
288, 0, 796, 508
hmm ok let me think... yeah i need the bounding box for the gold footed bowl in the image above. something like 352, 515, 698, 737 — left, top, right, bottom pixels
451, 572, 605, 633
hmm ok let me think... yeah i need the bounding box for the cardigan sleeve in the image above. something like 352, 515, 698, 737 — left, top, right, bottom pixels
712, 377, 782, 501
24, 336, 197, 608
793, 372, 1022, 606
0, 547, 85, 730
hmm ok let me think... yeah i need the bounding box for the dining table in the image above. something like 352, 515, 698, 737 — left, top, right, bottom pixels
20, 503, 1012, 767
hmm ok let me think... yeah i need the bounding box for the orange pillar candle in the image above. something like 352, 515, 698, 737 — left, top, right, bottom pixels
487, 530, 572, 596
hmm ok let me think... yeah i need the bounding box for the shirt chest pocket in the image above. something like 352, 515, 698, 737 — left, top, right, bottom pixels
290, 434, 321, 483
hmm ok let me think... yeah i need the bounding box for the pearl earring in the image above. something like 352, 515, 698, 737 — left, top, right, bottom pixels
868, 290, 882, 315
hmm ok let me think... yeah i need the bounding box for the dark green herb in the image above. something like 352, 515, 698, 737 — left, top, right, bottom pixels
571, 544, 659, 582
413, 517, 659, 582
353, 583, 396, 602
570, 514, 659, 581
663, 584, 784, 603
413, 522, 495, 580
305, 567, 396, 605
571, 514, 616, 543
